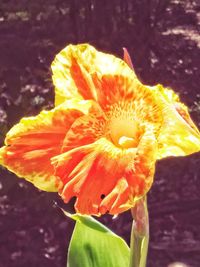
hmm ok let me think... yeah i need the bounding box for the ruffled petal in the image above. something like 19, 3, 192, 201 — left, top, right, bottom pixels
121, 48, 200, 158
0, 99, 94, 191
61, 102, 106, 152
52, 141, 135, 215
152, 85, 200, 159
53, 127, 157, 215
51, 43, 140, 107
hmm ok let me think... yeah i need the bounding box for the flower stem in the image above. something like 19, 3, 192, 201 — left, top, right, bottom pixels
129, 196, 149, 267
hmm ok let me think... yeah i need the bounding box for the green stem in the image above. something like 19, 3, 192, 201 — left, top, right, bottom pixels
129, 196, 149, 267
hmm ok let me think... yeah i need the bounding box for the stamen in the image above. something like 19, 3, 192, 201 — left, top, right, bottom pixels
118, 136, 137, 149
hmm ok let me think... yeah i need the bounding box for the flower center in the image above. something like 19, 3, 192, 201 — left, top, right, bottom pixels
109, 117, 140, 149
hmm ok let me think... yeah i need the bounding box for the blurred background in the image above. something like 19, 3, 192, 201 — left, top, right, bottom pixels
0, 1, 200, 267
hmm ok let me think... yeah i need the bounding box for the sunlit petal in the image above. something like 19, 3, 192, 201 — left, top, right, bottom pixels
151, 85, 200, 158
53, 128, 156, 215
0, 99, 95, 191
51, 44, 140, 106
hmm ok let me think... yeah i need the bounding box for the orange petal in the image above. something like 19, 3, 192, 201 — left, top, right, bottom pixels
53, 129, 157, 215
61, 102, 106, 152
99, 178, 130, 215
52, 140, 135, 215
0, 99, 94, 191
91, 73, 140, 110
151, 85, 200, 158
51, 44, 140, 106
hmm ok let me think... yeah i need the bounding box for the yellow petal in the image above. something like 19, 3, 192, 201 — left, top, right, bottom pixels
0, 99, 95, 191
51, 43, 139, 106
151, 84, 200, 158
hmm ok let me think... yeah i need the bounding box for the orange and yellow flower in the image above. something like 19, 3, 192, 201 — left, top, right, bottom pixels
0, 44, 200, 215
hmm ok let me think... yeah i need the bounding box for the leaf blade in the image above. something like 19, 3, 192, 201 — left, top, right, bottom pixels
65, 213, 130, 267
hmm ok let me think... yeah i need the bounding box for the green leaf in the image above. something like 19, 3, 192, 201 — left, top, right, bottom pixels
64, 211, 130, 267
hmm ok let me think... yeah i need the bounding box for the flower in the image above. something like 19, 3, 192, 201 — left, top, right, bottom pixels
0, 44, 200, 215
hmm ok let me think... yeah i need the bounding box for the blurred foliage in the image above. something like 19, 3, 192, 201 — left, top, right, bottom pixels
0, 1, 200, 267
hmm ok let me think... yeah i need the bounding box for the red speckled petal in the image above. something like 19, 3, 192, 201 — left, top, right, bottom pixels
0, 99, 94, 191
53, 127, 157, 215
51, 44, 140, 107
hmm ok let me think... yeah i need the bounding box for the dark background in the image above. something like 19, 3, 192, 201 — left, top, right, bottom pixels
0, 1, 200, 267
